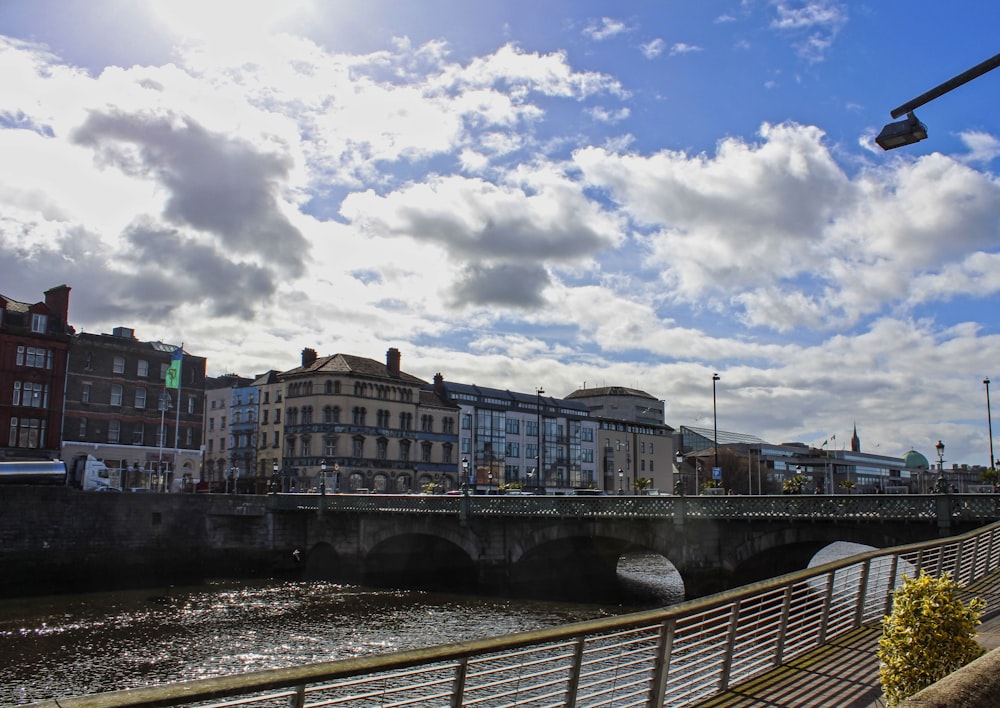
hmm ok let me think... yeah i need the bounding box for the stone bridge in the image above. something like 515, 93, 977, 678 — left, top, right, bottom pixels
3, 488, 998, 599
274, 493, 1000, 598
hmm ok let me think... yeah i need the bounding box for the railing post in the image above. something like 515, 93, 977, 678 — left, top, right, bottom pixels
883, 555, 900, 617
288, 684, 305, 708
673, 494, 686, 526
936, 492, 952, 532
854, 558, 872, 628
718, 600, 742, 692
818, 571, 835, 644
450, 658, 468, 708
774, 585, 793, 666
647, 619, 675, 708
564, 636, 585, 708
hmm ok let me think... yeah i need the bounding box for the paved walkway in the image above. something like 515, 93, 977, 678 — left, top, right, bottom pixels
695, 570, 1000, 708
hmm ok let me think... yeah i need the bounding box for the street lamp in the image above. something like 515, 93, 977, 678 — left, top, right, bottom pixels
712, 373, 720, 473
461, 457, 469, 495
618, 468, 624, 495
536, 387, 545, 492
986, 378, 995, 472
488, 471, 493, 494
320, 459, 327, 495
935, 440, 947, 493
271, 461, 278, 494
674, 451, 685, 495
876, 51, 1000, 151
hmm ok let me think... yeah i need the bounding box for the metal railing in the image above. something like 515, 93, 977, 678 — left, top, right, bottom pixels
271, 491, 1000, 524
32, 520, 1000, 708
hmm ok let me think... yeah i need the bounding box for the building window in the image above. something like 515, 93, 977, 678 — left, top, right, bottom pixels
262, 409, 268, 424
132, 426, 144, 445
220, 416, 226, 429
442, 443, 453, 464
421, 441, 432, 463
137, 359, 149, 377
301, 406, 313, 424
110, 384, 123, 407
352, 407, 367, 426
352, 436, 365, 458
31, 313, 47, 333
377, 438, 388, 460
81, 383, 91, 403
186, 429, 193, 446
272, 431, 280, 447
400, 439, 411, 462
10, 417, 45, 448
113, 356, 125, 374
20, 382, 48, 408
78, 417, 87, 438
300, 437, 311, 457
12, 382, 20, 406
108, 420, 120, 443
135, 388, 147, 409
274, 409, 281, 424
505, 418, 520, 435
188, 396, 195, 414
324, 437, 338, 457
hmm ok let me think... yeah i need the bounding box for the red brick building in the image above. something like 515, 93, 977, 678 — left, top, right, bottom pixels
0, 285, 74, 460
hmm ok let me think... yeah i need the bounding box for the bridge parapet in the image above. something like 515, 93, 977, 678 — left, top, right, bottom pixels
269, 492, 1000, 525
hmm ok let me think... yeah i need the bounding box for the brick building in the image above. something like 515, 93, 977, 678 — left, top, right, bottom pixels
0, 285, 74, 460
61, 327, 206, 490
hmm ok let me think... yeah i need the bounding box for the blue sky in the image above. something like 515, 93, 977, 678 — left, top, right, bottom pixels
2, 0, 999, 468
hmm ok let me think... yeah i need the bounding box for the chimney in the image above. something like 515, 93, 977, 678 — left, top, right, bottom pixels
301, 347, 318, 367
434, 373, 447, 398
386, 347, 401, 377
44, 285, 71, 328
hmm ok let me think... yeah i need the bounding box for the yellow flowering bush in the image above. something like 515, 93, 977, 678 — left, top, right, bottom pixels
878, 570, 985, 706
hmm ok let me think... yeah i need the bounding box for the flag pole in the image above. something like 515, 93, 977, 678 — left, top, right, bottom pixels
173, 343, 183, 491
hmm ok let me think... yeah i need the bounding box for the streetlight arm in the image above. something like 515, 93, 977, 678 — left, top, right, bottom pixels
889, 51, 1000, 119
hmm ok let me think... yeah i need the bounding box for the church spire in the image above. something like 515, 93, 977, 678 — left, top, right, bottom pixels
851, 423, 861, 452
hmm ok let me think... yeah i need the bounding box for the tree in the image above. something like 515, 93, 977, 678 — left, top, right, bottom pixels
838, 478, 857, 494
981, 467, 999, 492
635, 477, 652, 494
782, 473, 805, 494
878, 571, 985, 707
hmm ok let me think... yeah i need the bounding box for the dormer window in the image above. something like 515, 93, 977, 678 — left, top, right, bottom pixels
31, 313, 48, 333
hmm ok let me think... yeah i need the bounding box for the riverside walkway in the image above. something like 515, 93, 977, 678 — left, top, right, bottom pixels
696, 567, 1000, 707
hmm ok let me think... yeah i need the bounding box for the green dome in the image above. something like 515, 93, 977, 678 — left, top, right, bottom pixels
903, 449, 929, 469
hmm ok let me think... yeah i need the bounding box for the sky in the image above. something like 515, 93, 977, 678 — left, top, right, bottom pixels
2, 0, 1000, 468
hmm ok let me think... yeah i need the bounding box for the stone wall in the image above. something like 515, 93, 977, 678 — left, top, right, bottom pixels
0, 486, 288, 596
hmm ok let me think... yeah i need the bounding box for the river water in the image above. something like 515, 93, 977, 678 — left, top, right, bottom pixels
0, 552, 684, 705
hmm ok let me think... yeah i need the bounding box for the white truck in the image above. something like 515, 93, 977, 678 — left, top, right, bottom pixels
0, 455, 118, 491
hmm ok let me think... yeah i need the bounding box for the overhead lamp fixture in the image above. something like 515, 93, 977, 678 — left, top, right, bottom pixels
875, 112, 927, 150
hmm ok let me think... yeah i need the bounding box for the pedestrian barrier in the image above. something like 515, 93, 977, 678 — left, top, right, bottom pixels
30, 519, 1000, 708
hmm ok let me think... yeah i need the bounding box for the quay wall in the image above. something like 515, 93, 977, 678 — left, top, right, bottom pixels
0, 487, 293, 596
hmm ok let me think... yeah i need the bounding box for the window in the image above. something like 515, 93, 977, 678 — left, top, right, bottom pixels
160, 362, 169, 380
300, 437, 311, 457
421, 441, 432, 463
263, 391, 270, 404
187, 396, 195, 414
110, 384, 123, 407
108, 420, 120, 443
20, 382, 48, 408
377, 438, 388, 460
272, 431, 280, 447
352, 436, 365, 457
233, 411, 242, 425
262, 410, 269, 424
113, 356, 125, 374
352, 407, 367, 426
220, 416, 226, 430
31, 313, 47, 333
137, 359, 149, 377
132, 426, 144, 445
186, 429, 193, 446
301, 406, 313, 424
10, 417, 45, 448
135, 388, 147, 409
442, 443, 453, 464
78, 418, 87, 438
274, 409, 281, 423
505, 418, 520, 435
400, 439, 411, 462
324, 437, 338, 457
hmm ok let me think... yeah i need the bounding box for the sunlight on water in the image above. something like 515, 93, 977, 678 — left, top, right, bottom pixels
0, 580, 631, 705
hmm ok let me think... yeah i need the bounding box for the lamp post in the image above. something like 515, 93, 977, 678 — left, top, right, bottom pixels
536, 387, 544, 492
271, 461, 278, 494
876, 51, 1000, 151
935, 440, 947, 493
712, 373, 720, 473
674, 451, 685, 496
461, 457, 469, 495
488, 471, 493, 494
986, 378, 995, 472
618, 468, 624, 495
320, 459, 327, 495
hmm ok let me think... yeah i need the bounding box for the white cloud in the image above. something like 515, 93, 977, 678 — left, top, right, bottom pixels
582, 18, 632, 42
670, 43, 703, 56
640, 39, 665, 59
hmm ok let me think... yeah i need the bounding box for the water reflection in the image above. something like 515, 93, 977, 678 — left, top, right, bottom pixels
1, 552, 686, 705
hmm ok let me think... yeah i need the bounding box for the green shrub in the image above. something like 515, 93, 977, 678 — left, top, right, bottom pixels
877, 570, 985, 706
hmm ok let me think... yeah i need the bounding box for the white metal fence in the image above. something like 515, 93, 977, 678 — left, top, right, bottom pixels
31, 520, 1000, 708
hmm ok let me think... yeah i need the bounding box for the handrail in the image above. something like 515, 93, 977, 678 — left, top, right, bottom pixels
30, 519, 1000, 708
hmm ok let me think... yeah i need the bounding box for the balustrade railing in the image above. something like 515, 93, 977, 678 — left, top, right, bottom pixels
270, 491, 1000, 523
33, 519, 1000, 708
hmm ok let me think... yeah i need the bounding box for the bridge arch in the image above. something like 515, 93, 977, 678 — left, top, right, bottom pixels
728, 524, 914, 588
363, 532, 478, 592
